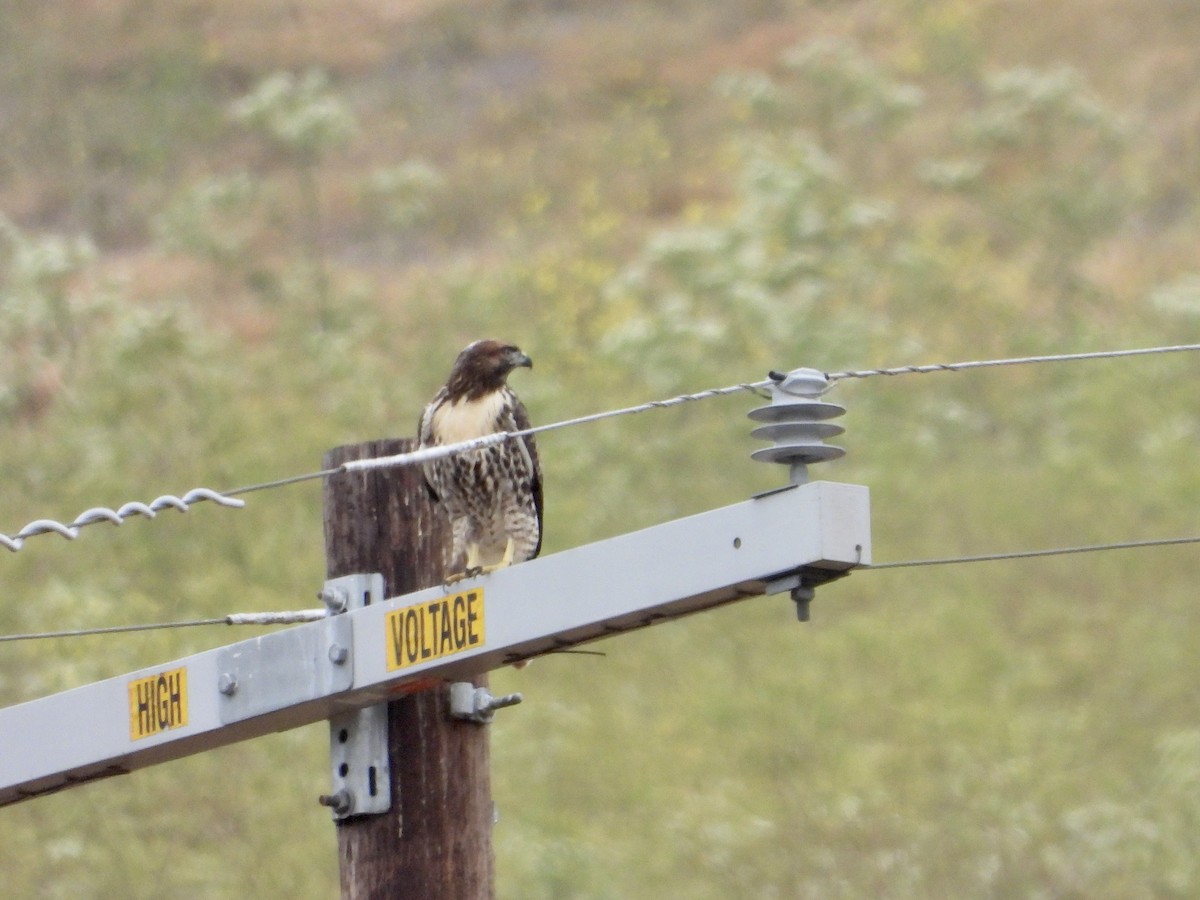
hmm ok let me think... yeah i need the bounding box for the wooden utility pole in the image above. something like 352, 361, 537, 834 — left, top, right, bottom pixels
323, 438, 495, 900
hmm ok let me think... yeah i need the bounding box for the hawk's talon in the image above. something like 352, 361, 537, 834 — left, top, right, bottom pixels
443, 565, 482, 588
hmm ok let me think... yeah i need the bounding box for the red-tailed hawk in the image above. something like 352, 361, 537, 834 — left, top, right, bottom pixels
418, 340, 543, 582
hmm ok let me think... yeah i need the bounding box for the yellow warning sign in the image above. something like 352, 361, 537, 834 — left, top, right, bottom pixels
386, 588, 485, 671
128, 667, 188, 741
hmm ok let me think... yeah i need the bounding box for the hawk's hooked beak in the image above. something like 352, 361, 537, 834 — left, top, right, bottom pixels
509, 350, 533, 370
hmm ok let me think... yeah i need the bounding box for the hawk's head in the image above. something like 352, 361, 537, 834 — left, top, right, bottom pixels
446, 340, 532, 400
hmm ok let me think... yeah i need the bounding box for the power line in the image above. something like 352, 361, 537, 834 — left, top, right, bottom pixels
0, 489, 246, 553
0, 608, 327, 643
0, 380, 775, 551
865, 535, 1200, 570
339, 380, 774, 474
225, 469, 342, 498
247, 341, 1200, 480
205, 341, 1200, 480
5, 341, 1198, 554
826, 342, 1200, 381
5, 534, 1199, 643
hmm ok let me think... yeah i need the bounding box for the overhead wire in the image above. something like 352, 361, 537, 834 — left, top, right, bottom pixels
339, 379, 775, 474
3, 340, 1198, 556
864, 535, 1200, 570
342, 341, 1200, 478
825, 342, 1200, 381
4, 533, 1198, 643
0, 608, 328, 643
0, 380, 777, 551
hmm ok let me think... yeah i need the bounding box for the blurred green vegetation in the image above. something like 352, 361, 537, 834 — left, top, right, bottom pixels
2, 0, 1200, 896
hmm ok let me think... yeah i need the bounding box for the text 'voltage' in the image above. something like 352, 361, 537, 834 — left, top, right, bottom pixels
386, 588, 484, 671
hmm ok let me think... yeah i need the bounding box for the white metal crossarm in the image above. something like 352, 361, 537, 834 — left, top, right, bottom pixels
0, 480, 869, 808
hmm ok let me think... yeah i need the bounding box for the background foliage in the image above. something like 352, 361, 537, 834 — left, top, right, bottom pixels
2, 1, 1200, 896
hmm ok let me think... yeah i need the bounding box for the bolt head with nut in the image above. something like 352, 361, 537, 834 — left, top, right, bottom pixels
318, 788, 354, 816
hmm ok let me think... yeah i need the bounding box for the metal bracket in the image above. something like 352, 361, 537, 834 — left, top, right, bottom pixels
448, 682, 523, 724
215, 611, 353, 724
321, 704, 389, 820
318, 573, 382, 616
319, 574, 389, 821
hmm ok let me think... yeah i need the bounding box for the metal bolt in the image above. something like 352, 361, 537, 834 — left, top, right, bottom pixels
320, 586, 348, 614
791, 585, 814, 622
481, 691, 523, 715
318, 788, 354, 816
217, 673, 238, 696
449, 682, 523, 724
328, 644, 349, 666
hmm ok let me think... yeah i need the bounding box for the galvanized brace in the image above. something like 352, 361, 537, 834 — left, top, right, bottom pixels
318, 574, 390, 821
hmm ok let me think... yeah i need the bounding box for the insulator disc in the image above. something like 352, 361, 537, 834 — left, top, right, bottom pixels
751, 421, 845, 443
751, 444, 846, 464
748, 401, 846, 423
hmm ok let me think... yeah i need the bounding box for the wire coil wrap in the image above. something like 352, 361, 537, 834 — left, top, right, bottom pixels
0, 488, 245, 552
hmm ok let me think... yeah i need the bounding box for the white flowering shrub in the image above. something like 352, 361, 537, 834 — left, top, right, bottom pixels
152, 172, 259, 271
0, 216, 101, 421
228, 69, 356, 164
